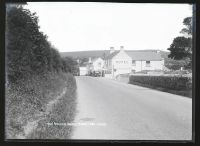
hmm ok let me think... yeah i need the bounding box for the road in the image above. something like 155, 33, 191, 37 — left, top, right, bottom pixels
71, 76, 192, 140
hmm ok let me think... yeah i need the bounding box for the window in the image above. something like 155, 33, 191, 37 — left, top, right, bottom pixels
98, 62, 101, 67
116, 61, 124, 64
146, 61, 150, 67
132, 60, 136, 66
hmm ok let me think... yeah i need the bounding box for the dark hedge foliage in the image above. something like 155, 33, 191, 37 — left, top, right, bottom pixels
5, 5, 78, 139
129, 75, 192, 91
6, 6, 78, 83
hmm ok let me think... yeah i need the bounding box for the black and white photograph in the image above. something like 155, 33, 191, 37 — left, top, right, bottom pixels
5, 2, 194, 141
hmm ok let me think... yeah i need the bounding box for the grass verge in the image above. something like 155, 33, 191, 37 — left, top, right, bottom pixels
5, 72, 77, 139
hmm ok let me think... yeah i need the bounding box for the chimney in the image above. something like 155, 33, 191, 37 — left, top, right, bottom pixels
110, 47, 115, 54
120, 46, 124, 51
88, 57, 92, 63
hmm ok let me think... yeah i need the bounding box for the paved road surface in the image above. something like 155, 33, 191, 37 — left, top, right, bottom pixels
71, 76, 192, 140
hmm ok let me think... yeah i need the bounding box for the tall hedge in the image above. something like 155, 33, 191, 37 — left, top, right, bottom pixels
6, 5, 78, 83
61, 56, 78, 74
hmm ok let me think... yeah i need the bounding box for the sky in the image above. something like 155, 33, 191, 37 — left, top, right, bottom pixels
25, 2, 192, 52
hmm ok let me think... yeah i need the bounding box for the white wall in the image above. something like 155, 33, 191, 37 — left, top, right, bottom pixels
131, 59, 164, 72
112, 50, 132, 76
79, 67, 87, 75
93, 58, 104, 71
104, 50, 164, 77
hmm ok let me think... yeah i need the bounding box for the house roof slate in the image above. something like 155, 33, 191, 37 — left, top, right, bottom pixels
104, 51, 120, 59
91, 57, 100, 62
105, 50, 163, 61
127, 51, 162, 61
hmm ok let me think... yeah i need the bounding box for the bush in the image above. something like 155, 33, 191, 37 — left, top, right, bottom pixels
6, 5, 75, 83
28, 74, 77, 139
129, 75, 192, 91
5, 4, 78, 139
61, 57, 79, 75
5, 72, 77, 139
164, 70, 190, 75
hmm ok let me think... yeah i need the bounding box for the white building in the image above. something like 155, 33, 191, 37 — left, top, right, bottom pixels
104, 46, 132, 77
104, 46, 164, 78
79, 67, 87, 76
128, 50, 164, 72
87, 57, 105, 74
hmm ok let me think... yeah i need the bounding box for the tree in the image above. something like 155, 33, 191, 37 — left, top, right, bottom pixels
6, 6, 41, 81
102, 52, 106, 60
62, 57, 78, 74
165, 57, 190, 70
51, 48, 63, 73
6, 5, 67, 82
180, 17, 192, 37
167, 17, 192, 69
168, 37, 192, 60
79, 57, 89, 66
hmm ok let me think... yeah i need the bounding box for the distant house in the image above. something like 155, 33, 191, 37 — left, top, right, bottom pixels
104, 46, 164, 78
128, 50, 164, 72
104, 46, 132, 77
87, 57, 105, 74
79, 66, 87, 76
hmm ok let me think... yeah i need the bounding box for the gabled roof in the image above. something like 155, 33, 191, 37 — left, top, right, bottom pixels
89, 57, 103, 64
91, 57, 101, 62
60, 50, 109, 58
105, 50, 163, 61
127, 51, 162, 61
104, 51, 120, 59
61, 50, 165, 61
80, 62, 88, 67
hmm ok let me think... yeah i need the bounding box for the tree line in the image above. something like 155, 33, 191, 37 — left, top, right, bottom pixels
6, 5, 78, 83
167, 16, 193, 70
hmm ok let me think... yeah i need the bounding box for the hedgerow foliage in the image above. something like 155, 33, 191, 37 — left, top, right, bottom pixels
6, 5, 77, 83
5, 5, 78, 139
129, 75, 192, 91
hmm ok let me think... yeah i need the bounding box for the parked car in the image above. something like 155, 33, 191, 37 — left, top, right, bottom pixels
93, 71, 101, 77
88, 71, 102, 77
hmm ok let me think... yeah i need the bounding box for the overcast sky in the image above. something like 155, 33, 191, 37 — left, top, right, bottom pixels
25, 2, 192, 52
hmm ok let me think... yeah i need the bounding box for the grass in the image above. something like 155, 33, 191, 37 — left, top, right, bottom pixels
5, 72, 77, 139
28, 74, 77, 139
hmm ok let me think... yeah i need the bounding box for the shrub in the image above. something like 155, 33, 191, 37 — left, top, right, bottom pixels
6, 5, 75, 83
27, 73, 77, 139
61, 57, 79, 74
5, 4, 78, 139
129, 75, 192, 91
5, 72, 77, 139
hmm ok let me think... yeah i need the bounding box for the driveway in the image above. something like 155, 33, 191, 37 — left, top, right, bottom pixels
71, 76, 192, 140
